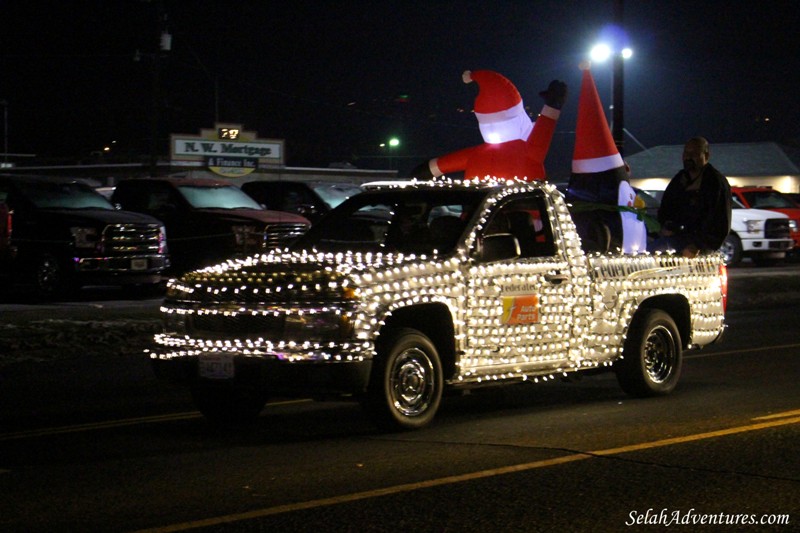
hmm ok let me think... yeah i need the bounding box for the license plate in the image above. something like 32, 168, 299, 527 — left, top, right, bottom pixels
131, 258, 148, 270
198, 353, 235, 379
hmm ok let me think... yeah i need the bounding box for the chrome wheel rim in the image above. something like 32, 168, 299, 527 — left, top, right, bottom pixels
37, 257, 60, 294
644, 325, 677, 383
390, 347, 435, 417
719, 240, 735, 265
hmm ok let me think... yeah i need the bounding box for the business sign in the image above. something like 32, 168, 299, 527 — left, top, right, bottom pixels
171, 123, 284, 177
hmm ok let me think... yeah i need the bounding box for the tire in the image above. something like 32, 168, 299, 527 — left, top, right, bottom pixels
190, 384, 267, 426
32, 252, 74, 299
719, 234, 742, 266
362, 328, 443, 431
615, 309, 682, 397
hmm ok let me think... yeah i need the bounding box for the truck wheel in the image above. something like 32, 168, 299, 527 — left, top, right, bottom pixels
190, 384, 267, 426
615, 309, 682, 397
363, 328, 443, 431
719, 234, 742, 266
33, 253, 74, 299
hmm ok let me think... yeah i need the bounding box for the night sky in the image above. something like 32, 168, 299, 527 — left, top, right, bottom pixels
1, 0, 799, 179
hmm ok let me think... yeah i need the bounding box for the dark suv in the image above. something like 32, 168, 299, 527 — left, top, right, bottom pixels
0, 175, 169, 298
240, 180, 364, 224
111, 177, 310, 273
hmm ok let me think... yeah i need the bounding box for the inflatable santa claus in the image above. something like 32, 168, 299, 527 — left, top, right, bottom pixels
411, 70, 566, 181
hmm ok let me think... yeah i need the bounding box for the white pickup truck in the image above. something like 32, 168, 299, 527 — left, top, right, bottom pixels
721, 198, 794, 266
150, 181, 727, 430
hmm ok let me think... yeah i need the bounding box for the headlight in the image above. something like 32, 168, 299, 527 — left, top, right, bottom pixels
158, 226, 168, 254
744, 220, 763, 234
232, 224, 263, 247
70, 226, 99, 249
789, 219, 799, 232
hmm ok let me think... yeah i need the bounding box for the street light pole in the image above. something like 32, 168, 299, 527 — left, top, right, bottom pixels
149, 1, 171, 177
612, 0, 625, 156
590, 1, 630, 156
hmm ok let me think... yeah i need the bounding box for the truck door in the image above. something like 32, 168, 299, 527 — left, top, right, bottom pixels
464, 192, 575, 380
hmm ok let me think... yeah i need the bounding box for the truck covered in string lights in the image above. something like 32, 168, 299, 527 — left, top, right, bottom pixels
150, 180, 727, 430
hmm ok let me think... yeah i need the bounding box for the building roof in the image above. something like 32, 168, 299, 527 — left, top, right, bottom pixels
625, 142, 800, 179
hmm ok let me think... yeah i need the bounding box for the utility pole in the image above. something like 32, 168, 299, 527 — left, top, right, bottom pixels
149, 1, 171, 176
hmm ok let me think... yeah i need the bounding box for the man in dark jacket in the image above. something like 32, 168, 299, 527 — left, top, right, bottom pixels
655, 137, 732, 257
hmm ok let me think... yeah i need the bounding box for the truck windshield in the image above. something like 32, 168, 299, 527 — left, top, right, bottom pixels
177, 185, 263, 210
292, 188, 488, 254
310, 183, 365, 209
741, 190, 797, 209
20, 181, 114, 210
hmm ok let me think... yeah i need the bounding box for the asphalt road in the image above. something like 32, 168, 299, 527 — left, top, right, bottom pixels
0, 262, 798, 532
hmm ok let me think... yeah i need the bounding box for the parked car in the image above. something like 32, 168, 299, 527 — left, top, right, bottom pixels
0, 175, 168, 298
240, 180, 364, 224
111, 177, 310, 273
722, 197, 793, 266
731, 186, 800, 250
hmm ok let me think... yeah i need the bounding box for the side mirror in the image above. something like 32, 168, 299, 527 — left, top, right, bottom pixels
477, 233, 520, 262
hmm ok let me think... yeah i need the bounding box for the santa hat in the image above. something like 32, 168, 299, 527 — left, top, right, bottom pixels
464, 70, 526, 124
567, 62, 627, 204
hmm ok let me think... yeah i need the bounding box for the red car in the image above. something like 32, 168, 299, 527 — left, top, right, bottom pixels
731, 186, 800, 249
111, 177, 310, 273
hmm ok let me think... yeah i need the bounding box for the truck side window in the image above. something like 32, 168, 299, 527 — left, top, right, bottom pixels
484, 195, 556, 258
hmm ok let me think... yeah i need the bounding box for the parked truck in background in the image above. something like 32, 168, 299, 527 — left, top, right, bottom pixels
0, 175, 168, 299
111, 177, 310, 274
721, 198, 794, 266
730, 186, 800, 255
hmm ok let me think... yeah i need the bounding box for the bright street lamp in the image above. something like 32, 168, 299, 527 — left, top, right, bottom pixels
590, 43, 612, 63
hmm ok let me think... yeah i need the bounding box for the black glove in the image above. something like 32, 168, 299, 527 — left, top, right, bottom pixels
539, 80, 567, 110
408, 161, 434, 180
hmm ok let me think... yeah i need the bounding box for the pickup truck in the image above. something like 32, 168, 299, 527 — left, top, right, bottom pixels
0, 175, 168, 298
721, 198, 793, 266
111, 177, 310, 274
150, 180, 727, 430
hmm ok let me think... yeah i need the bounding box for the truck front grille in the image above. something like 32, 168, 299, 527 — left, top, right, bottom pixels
764, 219, 790, 239
265, 223, 308, 249
103, 223, 164, 255
189, 314, 285, 339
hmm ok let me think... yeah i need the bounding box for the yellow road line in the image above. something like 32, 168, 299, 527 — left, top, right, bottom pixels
131, 411, 800, 533
752, 409, 800, 420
